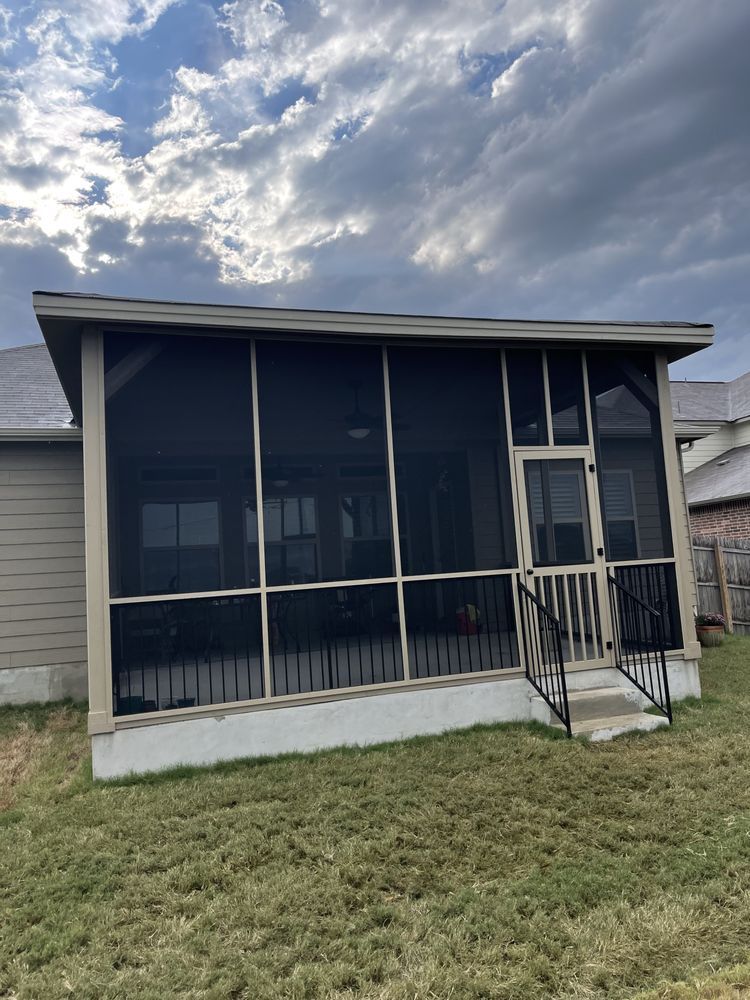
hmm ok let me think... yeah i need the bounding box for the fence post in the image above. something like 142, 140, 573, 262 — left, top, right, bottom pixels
714, 539, 734, 634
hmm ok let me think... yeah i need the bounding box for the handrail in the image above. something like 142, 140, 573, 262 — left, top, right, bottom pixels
607, 573, 672, 722
517, 580, 571, 736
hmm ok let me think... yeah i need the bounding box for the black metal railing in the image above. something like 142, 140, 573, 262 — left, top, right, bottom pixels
111, 594, 264, 715
607, 573, 672, 722
612, 563, 681, 649
269, 584, 403, 696
404, 575, 519, 679
517, 580, 571, 735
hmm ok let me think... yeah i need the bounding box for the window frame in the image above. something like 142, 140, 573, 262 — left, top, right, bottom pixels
139, 496, 223, 596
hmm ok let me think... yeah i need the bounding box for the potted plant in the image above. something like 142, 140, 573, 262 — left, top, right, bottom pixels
695, 612, 726, 647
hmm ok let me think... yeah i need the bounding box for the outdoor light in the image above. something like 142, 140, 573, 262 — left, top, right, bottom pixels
347, 425, 371, 440
268, 460, 290, 488
345, 380, 374, 439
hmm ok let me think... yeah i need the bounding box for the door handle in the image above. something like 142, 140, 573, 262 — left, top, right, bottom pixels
526, 569, 534, 576
596, 547, 604, 556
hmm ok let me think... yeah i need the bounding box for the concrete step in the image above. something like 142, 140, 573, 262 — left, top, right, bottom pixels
531, 682, 670, 740
530, 684, 643, 726
566, 686, 642, 723
563, 711, 670, 741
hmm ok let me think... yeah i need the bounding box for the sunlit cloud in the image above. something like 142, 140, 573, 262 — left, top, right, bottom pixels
0, 0, 748, 378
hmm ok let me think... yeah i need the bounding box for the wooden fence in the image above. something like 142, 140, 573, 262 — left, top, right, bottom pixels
693, 534, 750, 636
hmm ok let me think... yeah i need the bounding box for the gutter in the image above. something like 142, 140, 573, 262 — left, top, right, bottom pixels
0, 427, 82, 442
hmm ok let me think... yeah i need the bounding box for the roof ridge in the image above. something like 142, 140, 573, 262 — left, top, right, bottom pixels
0, 341, 47, 354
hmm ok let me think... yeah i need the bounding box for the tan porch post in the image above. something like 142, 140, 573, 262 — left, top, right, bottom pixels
81, 327, 115, 734
655, 352, 701, 660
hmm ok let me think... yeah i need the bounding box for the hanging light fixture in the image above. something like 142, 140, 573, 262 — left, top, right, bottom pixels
345, 380, 374, 439
268, 460, 289, 488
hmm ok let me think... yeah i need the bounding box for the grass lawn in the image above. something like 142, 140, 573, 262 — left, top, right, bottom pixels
2, 640, 750, 999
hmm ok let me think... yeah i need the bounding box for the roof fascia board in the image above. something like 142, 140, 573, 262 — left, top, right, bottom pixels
673, 419, 726, 437
33, 293, 715, 349
690, 490, 750, 506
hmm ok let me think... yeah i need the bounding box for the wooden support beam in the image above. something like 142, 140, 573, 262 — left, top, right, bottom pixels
714, 539, 734, 634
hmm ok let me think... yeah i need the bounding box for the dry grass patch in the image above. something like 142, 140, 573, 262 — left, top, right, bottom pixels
0, 721, 52, 811
1, 639, 749, 998
0, 704, 86, 811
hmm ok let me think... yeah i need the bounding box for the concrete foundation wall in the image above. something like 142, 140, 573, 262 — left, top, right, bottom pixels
91, 658, 701, 780
0, 660, 88, 704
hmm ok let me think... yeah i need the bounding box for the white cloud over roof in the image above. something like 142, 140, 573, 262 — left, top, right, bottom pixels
0, 0, 748, 378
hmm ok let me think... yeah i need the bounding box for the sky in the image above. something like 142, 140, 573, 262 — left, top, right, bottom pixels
0, 0, 748, 380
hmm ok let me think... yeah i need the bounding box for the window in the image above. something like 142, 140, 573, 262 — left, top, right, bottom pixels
601, 471, 639, 560
142, 501, 221, 594
341, 493, 392, 578
246, 496, 318, 586
388, 345, 516, 575
524, 459, 593, 566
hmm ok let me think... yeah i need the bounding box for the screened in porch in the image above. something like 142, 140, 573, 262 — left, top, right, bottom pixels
103, 327, 682, 719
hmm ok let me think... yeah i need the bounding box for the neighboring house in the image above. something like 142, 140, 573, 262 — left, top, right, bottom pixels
0, 344, 87, 703
1, 292, 713, 777
671, 372, 750, 538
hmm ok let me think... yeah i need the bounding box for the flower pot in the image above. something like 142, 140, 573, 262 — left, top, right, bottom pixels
696, 624, 724, 647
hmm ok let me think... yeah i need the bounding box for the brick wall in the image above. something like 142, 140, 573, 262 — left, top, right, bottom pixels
689, 498, 750, 538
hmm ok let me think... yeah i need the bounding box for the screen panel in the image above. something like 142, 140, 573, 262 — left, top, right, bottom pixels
255, 340, 393, 584
388, 345, 516, 576
105, 332, 258, 598
587, 351, 673, 560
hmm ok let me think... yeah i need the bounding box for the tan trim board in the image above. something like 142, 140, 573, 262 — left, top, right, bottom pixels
112, 663, 527, 729
656, 354, 698, 652
108, 568, 521, 606
33, 293, 715, 347
81, 329, 114, 732
249, 338, 273, 700
110, 586, 262, 605
381, 346, 410, 681
606, 556, 678, 568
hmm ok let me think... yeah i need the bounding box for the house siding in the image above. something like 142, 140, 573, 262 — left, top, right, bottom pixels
735, 421, 750, 449
0, 442, 87, 702
681, 425, 735, 474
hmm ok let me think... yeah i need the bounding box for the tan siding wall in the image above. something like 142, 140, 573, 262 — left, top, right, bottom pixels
681, 425, 734, 473
735, 421, 750, 449
0, 443, 87, 695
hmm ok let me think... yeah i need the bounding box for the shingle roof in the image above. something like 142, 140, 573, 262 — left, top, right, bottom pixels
684, 444, 750, 505
671, 371, 750, 423
0, 343, 75, 429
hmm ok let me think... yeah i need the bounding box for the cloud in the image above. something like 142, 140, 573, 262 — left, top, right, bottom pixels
0, 0, 748, 378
